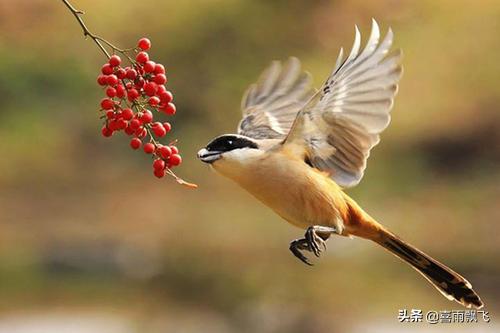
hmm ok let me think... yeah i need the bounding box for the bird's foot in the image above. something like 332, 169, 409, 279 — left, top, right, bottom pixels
289, 238, 313, 265
289, 225, 337, 266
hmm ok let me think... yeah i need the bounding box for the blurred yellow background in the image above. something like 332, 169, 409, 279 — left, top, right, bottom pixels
0, 0, 498, 332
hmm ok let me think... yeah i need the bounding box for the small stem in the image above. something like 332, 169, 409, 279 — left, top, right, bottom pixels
166, 169, 198, 189
61, 0, 110, 58
145, 126, 159, 145
62, 0, 135, 60
62, 0, 138, 62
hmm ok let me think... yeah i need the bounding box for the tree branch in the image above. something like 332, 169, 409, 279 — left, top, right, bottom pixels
61, 0, 111, 58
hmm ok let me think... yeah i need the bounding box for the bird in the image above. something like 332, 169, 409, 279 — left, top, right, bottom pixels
197, 19, 483, 309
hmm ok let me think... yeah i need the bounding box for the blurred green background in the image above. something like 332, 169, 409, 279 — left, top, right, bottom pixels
0, 0, 498, 332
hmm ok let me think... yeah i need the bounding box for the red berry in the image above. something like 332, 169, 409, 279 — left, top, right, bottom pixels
97, 75, 107, 86
148, 96, 160, 106
154, 74, 167, 85
109, 55, 121, 67
170, 146, 179, 155
136, 51, 149, 63
152, 122, 166, 137
159, 90, 173, 103
106, 74, 118, 86
126, 68, 137, 80
115, 84, 126, 98
106, 110, 115, 119
125, 125, 135, 135
154, 168, 165, 178
129, 118, 141, 130
101, 64, 114, 75
163, 122, 172, 132
138, 38, 151, 51
154, 64, 165, 74
143, 142, 155, 154
127, 88, 140, 101
122, 108, 134, 120
169, 154, 182, 166
144, 82, 157, 96
117, 118, 128, 130
135, 80, 146, 91
101, 126, 113, 137
105, 87, 116, 98
153, 158, 165, 170
158, 145, 172, 159
135, 127, 147, 138
140, 110, 153, 123
162, 102, 176, 115
143, 61, 155, 73
156, 85, 166, 94
116, 68, 126, 79
108, 119, 119, 131
130, 137, 142, 149
101, 98, 115, 110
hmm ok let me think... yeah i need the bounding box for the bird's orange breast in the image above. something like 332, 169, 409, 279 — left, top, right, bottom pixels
212, 146, 349, 233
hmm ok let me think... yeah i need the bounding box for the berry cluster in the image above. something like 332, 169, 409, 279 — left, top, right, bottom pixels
97, 38, 187, 181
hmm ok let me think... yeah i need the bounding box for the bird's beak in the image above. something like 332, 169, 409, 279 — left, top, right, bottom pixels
197, 148, 222, 163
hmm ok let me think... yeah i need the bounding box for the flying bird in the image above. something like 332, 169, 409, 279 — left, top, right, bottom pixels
197, 19, 483, 309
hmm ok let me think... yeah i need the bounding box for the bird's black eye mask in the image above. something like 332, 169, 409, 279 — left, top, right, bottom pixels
206, 135, 258, 153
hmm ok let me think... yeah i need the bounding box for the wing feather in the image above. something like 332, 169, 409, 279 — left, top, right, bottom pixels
238, 57, 316, 139
284, 20, 402, 188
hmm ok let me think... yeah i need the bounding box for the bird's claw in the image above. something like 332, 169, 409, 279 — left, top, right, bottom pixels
289, 225, 337, 266
289, 239, 313, 266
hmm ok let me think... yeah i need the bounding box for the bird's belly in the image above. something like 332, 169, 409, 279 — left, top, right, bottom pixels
222, 157, 346, 231
257, 186, 335, 229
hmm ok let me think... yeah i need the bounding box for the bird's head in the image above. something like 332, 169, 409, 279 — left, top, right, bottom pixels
197, 134, 261, 166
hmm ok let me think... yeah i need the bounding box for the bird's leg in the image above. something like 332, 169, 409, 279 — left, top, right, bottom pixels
306, 225, 337, 257
289, 226, 337, 266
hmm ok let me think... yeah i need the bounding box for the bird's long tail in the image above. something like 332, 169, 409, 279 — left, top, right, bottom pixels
373, 228, 483, 309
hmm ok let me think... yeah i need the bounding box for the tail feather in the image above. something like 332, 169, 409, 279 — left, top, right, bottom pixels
375, 229, 483, 309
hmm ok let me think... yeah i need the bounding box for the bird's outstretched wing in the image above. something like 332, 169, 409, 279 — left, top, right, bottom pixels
284, 19, 403, 188
238, 57, 316, 140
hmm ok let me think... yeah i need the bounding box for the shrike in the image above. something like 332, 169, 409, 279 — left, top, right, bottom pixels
197, 20, 483, 309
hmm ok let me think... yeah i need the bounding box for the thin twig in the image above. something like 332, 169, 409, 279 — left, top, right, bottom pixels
166, 169, 198, 189
61, 0, 110, 58
62, 0, 135, 60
